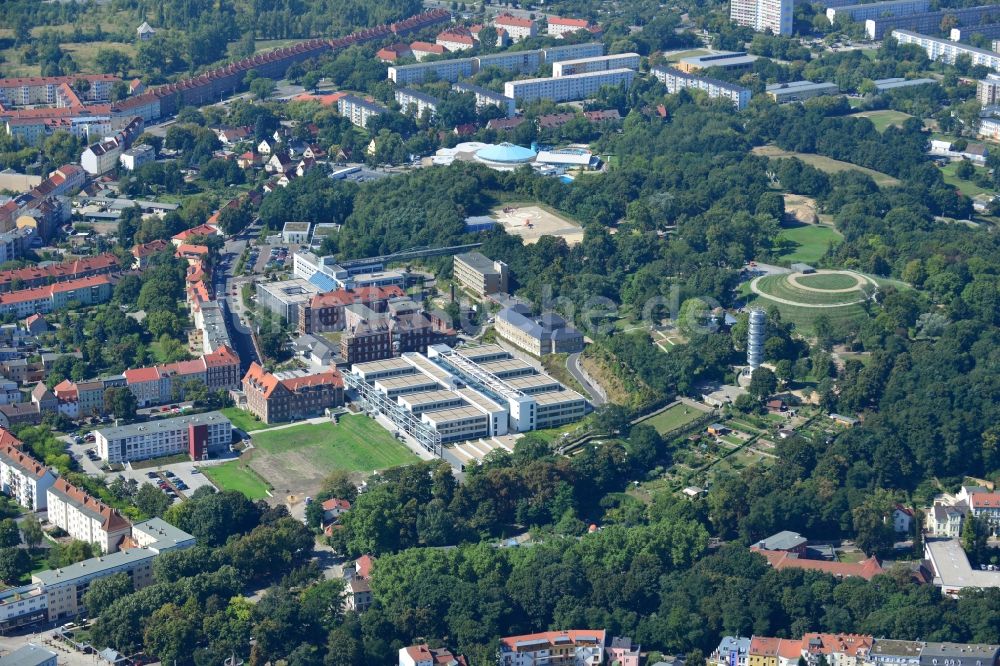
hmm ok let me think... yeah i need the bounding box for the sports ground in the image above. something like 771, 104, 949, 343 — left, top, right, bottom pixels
492, 203, 584, 245
204, 415, 418, 500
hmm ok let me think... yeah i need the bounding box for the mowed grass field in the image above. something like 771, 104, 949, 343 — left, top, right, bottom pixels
203, 463, 272, 500
207, 415, 418, 500
795, 272, 860, 289
755, 273, 869, 305
642, 403, 707, 436
849, 109, 913, 132
753, 145, 901, 187
939, 162, 996, 198
777, 221, 842, 264
219, 407, 277, 433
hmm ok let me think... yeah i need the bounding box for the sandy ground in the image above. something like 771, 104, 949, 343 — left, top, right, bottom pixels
492, 205, 584, 246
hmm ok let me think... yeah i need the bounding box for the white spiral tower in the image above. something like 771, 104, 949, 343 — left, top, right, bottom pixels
747, 309, 766, 371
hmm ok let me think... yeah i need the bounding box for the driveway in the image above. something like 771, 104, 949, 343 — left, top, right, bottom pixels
566, 352, 607, 406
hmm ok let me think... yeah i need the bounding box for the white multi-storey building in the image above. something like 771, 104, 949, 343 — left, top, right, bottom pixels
977, 73, 1000, 106
388, 59, 476, 85
551, 53, 640, 77
503, 68, 635, 103
825, 0, 929, 24
452, 82, 517, 117
651, 66, 752, 110
730, 0, 794, 35
95, 411, 232, 464
46, 479, 131, 554
394, 88, 441, 118
893, 30, 1000, 70
336, 95, 387, 128
0, 440, 56, 511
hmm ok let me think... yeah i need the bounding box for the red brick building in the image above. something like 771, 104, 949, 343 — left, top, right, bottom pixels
241, 363, 344, 424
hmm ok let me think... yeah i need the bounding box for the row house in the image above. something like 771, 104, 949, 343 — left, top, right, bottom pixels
241, 363, 345, 424
122, 345, 241, 408
0, 434, 56, 511
0, 275, 113, 318
725, 636, 999, 666
0, 253, 119, 293
46, 478, 131, 554
498, 630, 606, 666
925, 485, 1000, 536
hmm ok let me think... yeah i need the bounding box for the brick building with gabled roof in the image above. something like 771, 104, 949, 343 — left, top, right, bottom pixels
752, 547, 884, 581
298, 285, 406, 334
241, 363, 344, 424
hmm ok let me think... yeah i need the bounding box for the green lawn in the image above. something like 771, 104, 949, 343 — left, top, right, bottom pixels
203, 462, 272, 500
250, 416, 418, 473
642, 403, 706, 436
777, 222, 843, 264
849, 109, 913, 132
753, 145, 900, 188
220, 407, 278, 433
795, 272, 860, 289
664, 48, 711, 62
939, 162, 996, 198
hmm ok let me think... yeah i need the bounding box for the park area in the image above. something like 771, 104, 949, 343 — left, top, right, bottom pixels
219, 407, 277, 433
491, 203, 584, 246
640, 402, 710, 436
753, 145, 900, 188
777, 220, 843, 265
848, 109, 913, 133
204, 415, 418, 501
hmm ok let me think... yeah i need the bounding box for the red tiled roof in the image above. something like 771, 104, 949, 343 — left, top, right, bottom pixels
778, 639, 803, 660
355, 554, 374, 579
0, 441, 50, 479
242, 362, 281, 398
123, 366, 163, 384
0, 253, 118, 288
500, 630, 606, 651
309, 285, 405, 309
132, 239, 170, 258
750, 636, 782, 657
175, 244, 210, 257
549, 16, 592, 27
801, 634, 873, 658
172, 223, 218, 242
0, 275, 112, 307
753, 548, 884, 580
970, 493, 1000, 509
281, 369, 344, 391
50, 477, 130, 532
322, 498, 351, 512
0, 428, 22, 450
410, 41, 445, 54
494, 14, 535, 27
204, 345, 239, 367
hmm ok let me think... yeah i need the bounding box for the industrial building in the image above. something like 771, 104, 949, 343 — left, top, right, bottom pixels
730, 0, 793, 35
652, 66, 752, 109
504, 68, 635, 103
893, 30, 1000, 69
766, 80, 840, 103
551, 53, 640, 77
345, 344, 589, 455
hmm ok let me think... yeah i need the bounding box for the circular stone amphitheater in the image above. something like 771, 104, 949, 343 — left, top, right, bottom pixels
750, 270, 877, 308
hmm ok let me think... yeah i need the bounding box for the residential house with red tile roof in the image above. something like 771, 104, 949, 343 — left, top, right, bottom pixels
969, 492, 1000, 532
377, 43, 413, 62
131, 239, 170, 270
436, 28, 476, 51
801, 634, 874, 666
399, 643, 468, 666
493, 14, 537, 41
0, 253, 119, 293
0, 275, 113, 317
546, 16, 601, 38
46, 478, 131, 553
171, 223, 219, 246
752, 547, 884, 580
241, 363, 344, 424
410, 42, 446, 60
499, 630, 606, 665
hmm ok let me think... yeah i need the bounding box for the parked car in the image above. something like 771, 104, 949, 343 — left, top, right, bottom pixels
146, 471, 158, 479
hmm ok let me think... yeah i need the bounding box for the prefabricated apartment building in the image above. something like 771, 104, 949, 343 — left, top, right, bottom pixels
345, 344, 589, 456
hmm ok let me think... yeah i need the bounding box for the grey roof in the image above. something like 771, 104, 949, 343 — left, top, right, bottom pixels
755, 530, 807, 550
925, 539, 1000, 591
873, 77, 936, 91
455, 251, 499, 274
96, 410, 230, 441
920, 643, 1000, 663
767, 80, 839, 94
716, 636, 751, 655
395, 87, 441, 106
0, 645, 56, 666
453, 81, 507, 101
131, 517, 195, 552
872, 641, 924, 658
33, 547, 157, 587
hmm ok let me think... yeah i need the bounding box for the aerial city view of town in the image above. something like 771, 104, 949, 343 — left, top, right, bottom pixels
0, 0, 996, 663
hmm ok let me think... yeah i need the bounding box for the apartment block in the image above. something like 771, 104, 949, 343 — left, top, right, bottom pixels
388, 59, 476, 85
951, 23, 1000, 42
504, 68, 635, 103
453, 251, 509, 297
893, 30, 1000, 69
0, 437, 56, 511
46, 479, 131, 553
498, 630, 605, 666
978, 73, 1000, 106
476, 50, 544, 75
0, 253, 119, 293
493, 14, 538, 42
868, 5, 1000, 39
547, 16, 599, 38
336, 94, 386, 128
552, 53, 641, 77
652, 66, 752, 109
0, 275, 113, 318
94, 411, 232, 463
730, 0, 794, 35
825, 0, 929, 24
542, 43, 606, 64
452, 82, 517, 117
241, 363, 344, 424
394, 88, 441, 118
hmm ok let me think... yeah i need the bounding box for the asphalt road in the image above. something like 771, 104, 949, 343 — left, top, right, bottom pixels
566, 352, 606, 406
